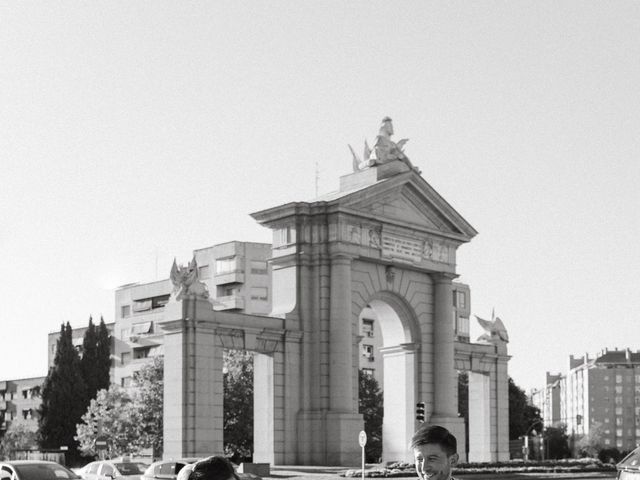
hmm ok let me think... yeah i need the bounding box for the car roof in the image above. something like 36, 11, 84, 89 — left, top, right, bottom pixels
1, 461, 63, 465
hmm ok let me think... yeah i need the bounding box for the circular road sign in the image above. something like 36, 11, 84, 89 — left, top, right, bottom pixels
358, 430, 367, 447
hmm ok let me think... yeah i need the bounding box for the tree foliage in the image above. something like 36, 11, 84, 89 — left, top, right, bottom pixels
80, 316, 111, 406
576, 422, 606, 457
132, 356, 164, 458
75, 387, 141, 458
508, 377, 543, 440
39, 322, 87, 463
0, 423, 38, 460
75, 356, 164, 458
544, 424, 571, 459
358, 369, 383, 463
223, 349, 253, 462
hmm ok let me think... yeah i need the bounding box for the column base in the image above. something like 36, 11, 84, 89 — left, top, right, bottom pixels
297, 410, 363, 466
428, 415, 467, 462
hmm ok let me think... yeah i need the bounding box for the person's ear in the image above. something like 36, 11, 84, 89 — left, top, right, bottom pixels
449, 453, 459, 467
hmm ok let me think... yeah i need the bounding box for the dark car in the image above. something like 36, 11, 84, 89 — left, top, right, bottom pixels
141, 459, 199, 480
617, 447, 640, 480
0, 461, 81, 480
80, 461, 146, 480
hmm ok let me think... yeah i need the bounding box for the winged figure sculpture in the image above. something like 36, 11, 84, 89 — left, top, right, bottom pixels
475, 309, 509, 344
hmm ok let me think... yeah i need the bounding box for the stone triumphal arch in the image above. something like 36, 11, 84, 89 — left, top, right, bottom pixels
161, 122, 510, 465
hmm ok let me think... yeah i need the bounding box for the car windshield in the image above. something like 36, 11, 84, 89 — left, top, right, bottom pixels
113, 464, 144, 476
14, 464, 80, 480
619, 449, 640, 469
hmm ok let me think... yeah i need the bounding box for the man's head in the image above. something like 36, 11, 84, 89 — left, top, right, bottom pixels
188, 456, 239, 480
410, 425, 458, 480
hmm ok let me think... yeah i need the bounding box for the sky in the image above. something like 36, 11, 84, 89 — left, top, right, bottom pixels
1, 1, 639, 394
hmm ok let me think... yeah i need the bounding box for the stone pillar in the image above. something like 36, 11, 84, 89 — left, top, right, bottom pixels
468, 372, 491, 462
329, 255, 354, 411
381, 344, 417, 463
430, 274, 465, 445
161, 298, 223, 459
253, 353, 274, 463
324, 254, 362, 465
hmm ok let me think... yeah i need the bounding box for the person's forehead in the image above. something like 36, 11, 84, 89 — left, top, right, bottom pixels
414, 443, 448, 457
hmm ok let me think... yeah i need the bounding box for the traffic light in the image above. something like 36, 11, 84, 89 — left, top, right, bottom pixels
416, 402, 426, 423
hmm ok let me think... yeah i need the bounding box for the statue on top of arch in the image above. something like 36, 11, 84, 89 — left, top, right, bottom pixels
475, 309, 509, 345
349, 117, 419, 173
169, 256, 210, 301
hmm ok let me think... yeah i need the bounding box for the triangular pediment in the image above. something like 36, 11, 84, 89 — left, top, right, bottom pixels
335, 169, 477, 241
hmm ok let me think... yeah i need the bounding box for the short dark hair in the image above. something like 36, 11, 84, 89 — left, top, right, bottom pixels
189, 456, 239, 480
410, 424, 457, 456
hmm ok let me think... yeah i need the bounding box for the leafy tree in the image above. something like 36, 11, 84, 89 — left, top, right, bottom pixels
0, 423, 38, 460
544, 424, 571, 459
508, 377, 543, 440
358, 369, 383, 463
39, 322, 87, 464
75, 387, 141, 458
223, 349, 253, 462
132, 356, 164, 458
576, 422, 605, 457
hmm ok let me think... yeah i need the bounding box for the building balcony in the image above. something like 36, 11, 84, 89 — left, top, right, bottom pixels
214, 295, 245, 311
0, 400, 16, 413
214, 271, 245, 285
0, 381, 16, 394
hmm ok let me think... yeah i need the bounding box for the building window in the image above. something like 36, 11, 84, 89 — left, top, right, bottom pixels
273, 226, 296, 248
362, 319, 374, 337
121, 377, 132, 388
617, 439, 624, 448
455, 291, 466, 309
121, 352, 131, 365
216, 257, 238, 275
616, 417, 624, 426
199, 265, 211, 279
362, 344, 374, 360
604, 438, 611, 445
605, 418, 610, 423
362, 368, 374, 376
151, 295, 169, 309
121, 305, 130, 318
250, 287, 268, 301
616, 386, 624, 394
615, 397, 624, 405
604, 375, 610, 381
617, 428, 623, 437
133, 347, 151, 359
616, 407, 623, 415
617, 375, 623, 384
250, 260, 268, 275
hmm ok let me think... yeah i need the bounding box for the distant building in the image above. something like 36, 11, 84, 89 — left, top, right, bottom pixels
0, 376, 46, 436
532, 348, 640, 451
113, 241, 271, 387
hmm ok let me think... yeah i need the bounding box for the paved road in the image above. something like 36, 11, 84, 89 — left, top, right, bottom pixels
265, 466, 617, 480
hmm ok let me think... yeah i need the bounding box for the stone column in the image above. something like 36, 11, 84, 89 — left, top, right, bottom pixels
432, 273, 457, 418
430, 273, 465, 448
329, 254, 354, 411
324, 254, 362, 465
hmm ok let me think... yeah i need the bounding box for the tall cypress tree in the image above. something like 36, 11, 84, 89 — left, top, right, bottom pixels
38, 322, 87, 463
95, 317, 111, 390
80, 317, 99, 402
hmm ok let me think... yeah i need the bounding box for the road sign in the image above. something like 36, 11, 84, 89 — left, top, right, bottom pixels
358, 431, 367, 447
95, 435, 109, 451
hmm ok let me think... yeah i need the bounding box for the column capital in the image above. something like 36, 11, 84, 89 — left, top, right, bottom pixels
431, 272, 458, 284
330, 253, 355, 265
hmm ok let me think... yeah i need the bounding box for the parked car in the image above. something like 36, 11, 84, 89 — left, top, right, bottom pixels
0, 461, 81, 480
141, 459, 199, 480
79, 461, 146, 480
617, 446, 640, 480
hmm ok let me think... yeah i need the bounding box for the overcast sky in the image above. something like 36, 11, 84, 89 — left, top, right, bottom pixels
1, 1, 639, 394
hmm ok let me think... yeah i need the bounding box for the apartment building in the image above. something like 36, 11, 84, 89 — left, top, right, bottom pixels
113, 241, 272, 386
0, 377, 46, 436
532, 348, 640, 451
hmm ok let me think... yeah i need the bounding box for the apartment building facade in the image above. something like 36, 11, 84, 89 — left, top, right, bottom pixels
0, 377, 46, 436
532, 348, 640, 451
